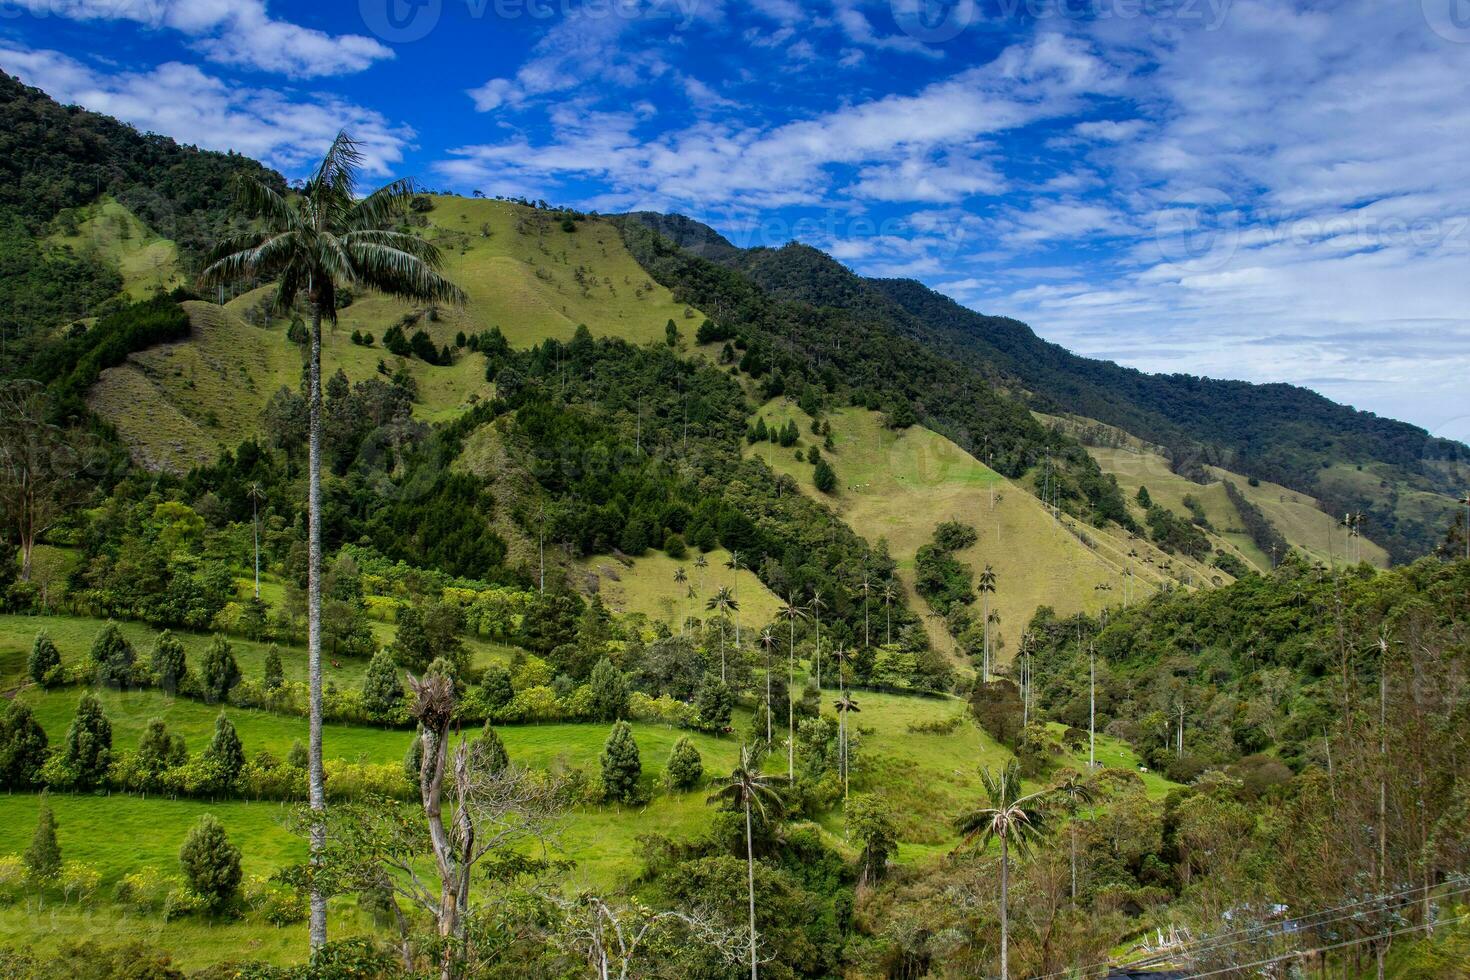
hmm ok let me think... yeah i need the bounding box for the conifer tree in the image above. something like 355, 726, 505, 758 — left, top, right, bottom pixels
600, 721, 642, 803
150, 629, 187, 693
199, 635, 241, 703
24, 796, 61, 881
361, 649, 405, 720
203, 715, 246, 793
63, 692, 111, 788
666, 736, 703, 791
28, 630, 61, 687
179, 814, 242, 911
91, 621, 134, 688
588, 657, 629, 721
262, 644, 284, 690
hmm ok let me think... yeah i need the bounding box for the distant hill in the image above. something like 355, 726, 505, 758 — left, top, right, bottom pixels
625, 214, 1464, 563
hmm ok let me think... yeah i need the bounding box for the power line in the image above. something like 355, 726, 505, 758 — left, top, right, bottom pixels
1183, 910, 1470, 978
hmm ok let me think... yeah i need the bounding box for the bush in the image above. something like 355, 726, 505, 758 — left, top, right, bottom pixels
600, 721, 642, 803
665, 736, 703, 790
29, 631, 62, 687
479, 663, 514, 712
0, 855, 25, 902
179, 814, 242, 912
60, 861, 100, 904
113, 867, 171, 913
91, 621, 135, 688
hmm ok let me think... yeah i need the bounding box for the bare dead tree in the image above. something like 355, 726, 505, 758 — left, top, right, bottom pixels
0, 381, 88, 581
544, 893, 745, 980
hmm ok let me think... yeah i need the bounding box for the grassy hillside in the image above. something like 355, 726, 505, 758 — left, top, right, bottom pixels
743, 401, 1202, 662
339, 196, 701, 350
45, 197, 180, 300
1044, 411, 1393, 571
576, 546, 785, 632
89, 297, 491, 470
86, 196, 707, 471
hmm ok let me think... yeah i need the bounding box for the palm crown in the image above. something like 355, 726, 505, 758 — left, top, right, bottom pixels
199, 131, 466, 316
708, 745, 784, 819
955, 759, 1049, 856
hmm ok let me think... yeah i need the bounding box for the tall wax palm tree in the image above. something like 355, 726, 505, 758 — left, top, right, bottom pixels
708, 746, 784, 980
725, 551, 746, 648
807, 589, 827, 688
779, 596, 806, 781
693, 553, 708, 595
1052, 769, 1097, 902
200, 132, 464, 950
880, 581, 896, 647
760, 627, 776, 744
246, 482, 266, 599
833, 690, 860, 801
705, 586, 739, 682
954, 760, 1050, 980
673, 567, 688, 634
856, 574, 874, 649
978, 565, 997, 681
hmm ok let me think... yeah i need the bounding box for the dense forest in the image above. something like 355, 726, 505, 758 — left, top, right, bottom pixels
0, 71, 283, 371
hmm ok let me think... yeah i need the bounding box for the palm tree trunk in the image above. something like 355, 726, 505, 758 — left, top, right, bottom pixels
307, 302, 327, 950
1000, 833, 1010, 980
787, 623, 795, 781
746, 800, 759, 980
720, 627, 727, 683
1070, 821, 1077, 902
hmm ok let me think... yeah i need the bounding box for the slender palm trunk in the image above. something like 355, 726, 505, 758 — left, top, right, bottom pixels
746, 800, 758, 980
787, 621, 795, 780
1070, 821, 1077, 902
252, 496, 261, 599
307, 303, 327, 949
764, 654, 772, 744
999, 833, 1010, 980
720, 626, 727, 683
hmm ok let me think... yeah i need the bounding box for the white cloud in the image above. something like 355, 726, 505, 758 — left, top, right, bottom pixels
3, 0, 391, 77
1, 45, 412, 176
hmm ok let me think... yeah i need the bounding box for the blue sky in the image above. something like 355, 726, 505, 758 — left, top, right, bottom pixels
3, 0, 1469, 437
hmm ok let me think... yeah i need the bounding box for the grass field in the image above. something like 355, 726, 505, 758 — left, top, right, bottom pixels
1048, 411, 1394, 571
86, 195, 707, 470
47, 197, 181, 300
331, 196, 701, 351
745, 401, 1173, 662
576, 547, 785, 633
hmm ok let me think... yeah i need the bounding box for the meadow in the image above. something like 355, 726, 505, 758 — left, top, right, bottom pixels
745, 401, 1186, 661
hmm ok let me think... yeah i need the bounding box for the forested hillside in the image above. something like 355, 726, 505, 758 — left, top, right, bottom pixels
0, 72, 283, 374
626, 213, 1465, 563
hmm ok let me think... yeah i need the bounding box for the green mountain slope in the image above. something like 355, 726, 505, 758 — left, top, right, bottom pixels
627, 213, 1464, 563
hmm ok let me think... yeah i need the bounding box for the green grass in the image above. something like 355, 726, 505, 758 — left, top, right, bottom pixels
0, 613, 374, 693
745, 401, 1166, 662
577, 546, 785, 632
86, 196, 708, 472
46, 197, 181, 301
